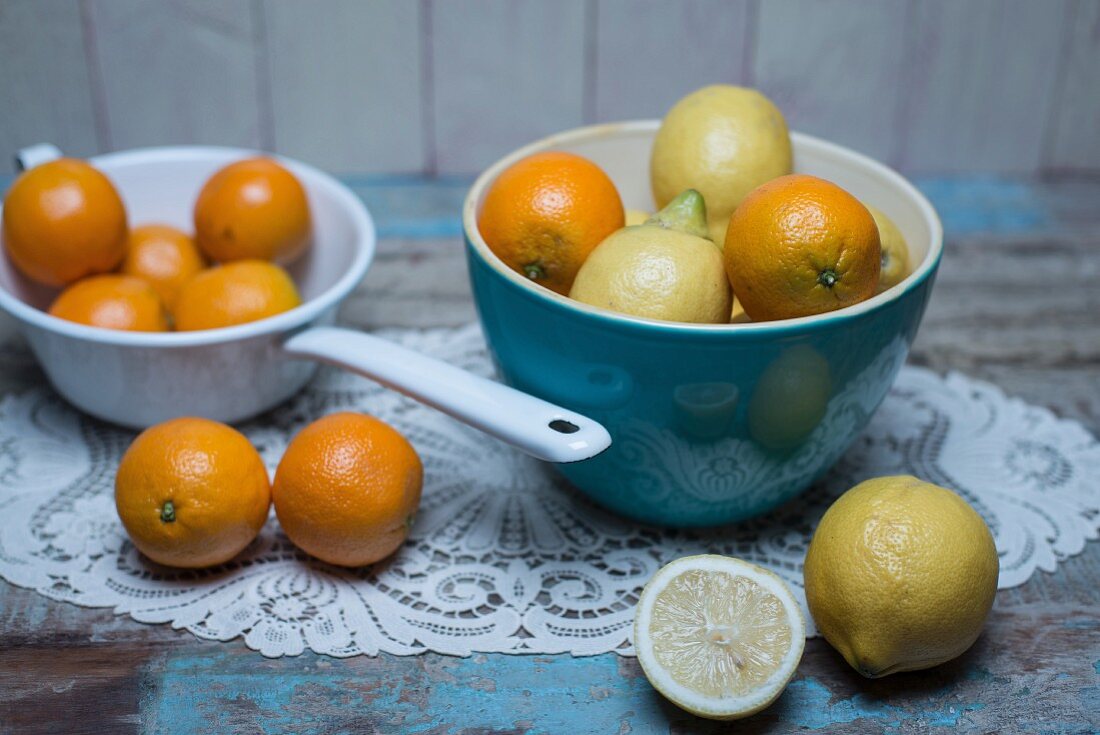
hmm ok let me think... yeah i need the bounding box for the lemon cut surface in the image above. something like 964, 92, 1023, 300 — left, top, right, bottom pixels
634, 555, 805, 720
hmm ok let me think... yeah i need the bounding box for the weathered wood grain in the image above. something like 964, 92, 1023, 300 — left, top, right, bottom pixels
264, 0, 425, 174
0, 0, 101, 158
429, 0, 588, 174
339, 237, 476, 330
593, 0, 752, 122
911, 235, 1100, 433
86, 0, 266, 150
1039, 177, 1100, 235
752, 0, 907, 164
1046, 0, 1100, 171
899, 0, 1070, 173
0, 644, 154, 734
1, 603, 1096, 734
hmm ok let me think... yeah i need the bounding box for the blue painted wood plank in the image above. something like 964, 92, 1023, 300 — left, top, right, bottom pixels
0, 174, 1059, 242
345, 177, 470, 239
136, 605, 1100, 735
915, 178, 1051, 237
349, 175, 1057, 241
145, 649, 661, 734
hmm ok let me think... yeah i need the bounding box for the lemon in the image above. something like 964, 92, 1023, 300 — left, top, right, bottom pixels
804, 475, 999, 678
651, 85, 792, 247
730, 295, 751, 324
624, 208, 650, 227
634, 555, 805, 720
570, 190, 731, 323
865, 203, 910, 292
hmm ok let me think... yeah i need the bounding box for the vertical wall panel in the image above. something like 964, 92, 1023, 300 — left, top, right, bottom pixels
899, 0, 1069, 173
593, 0, 752, 122
753, 0, 907, 164
431, 0, 587, 175
264, 0, 424, 174
0, 1, 1095, 176
0, 0, 100, 158
88, 0, 264, 151
1046, 0, 1100, 171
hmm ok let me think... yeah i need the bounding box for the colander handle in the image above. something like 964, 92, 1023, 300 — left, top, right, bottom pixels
282, 326, 611, 464
15, 144, 63, 172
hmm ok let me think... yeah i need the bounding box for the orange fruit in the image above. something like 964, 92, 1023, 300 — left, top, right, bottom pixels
724, 175, 880, 321
194, 157, 311, 264
172, 260, 301, 331
48, 274, 168, 332
2, 158, 127, 286
121, 224, 207, 309
477, 151, 624, 295
115, 417, 271, 568
273, 412, 423, 567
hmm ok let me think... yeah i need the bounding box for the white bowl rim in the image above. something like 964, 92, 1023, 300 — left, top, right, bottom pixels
463, 120, 944, 334
0, 145, 376, 348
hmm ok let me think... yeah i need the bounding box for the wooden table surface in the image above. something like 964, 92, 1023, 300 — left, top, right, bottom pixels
0, 176, 1098, 734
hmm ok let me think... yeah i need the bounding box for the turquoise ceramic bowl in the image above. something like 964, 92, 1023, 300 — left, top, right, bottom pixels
463, 121, 942, 527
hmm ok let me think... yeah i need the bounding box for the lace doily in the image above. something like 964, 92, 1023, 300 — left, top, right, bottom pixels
0, 324, 1096, 658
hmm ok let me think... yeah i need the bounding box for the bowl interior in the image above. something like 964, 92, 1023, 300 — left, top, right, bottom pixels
0, 147, 366, 312
468, 121, 939, 312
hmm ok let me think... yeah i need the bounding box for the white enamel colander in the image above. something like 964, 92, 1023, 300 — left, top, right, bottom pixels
0, 145, 610, 463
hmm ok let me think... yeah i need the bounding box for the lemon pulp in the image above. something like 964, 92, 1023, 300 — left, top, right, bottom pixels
635, 555, 804, 720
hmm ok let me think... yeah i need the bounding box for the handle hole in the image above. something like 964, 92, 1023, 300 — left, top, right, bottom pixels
549, 419, 579, 434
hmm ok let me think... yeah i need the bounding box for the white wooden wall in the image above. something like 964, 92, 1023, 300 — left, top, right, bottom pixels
1, 0, 1097, 176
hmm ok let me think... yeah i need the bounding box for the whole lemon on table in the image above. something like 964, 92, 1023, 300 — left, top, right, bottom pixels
121, 224, 207, 309
803, 475, 999, 678
2, 158, 127, 286
724, 174, 880, 321
49, 274, 169, 332
115, 417, 272, 568
864, 203, 911, 292
173, 259, 301, 331
194, 157, 311, 264
478, 151, 624, 295
570, 189, 730, 323
273, 412, 423, 567
651, 85, 792, 246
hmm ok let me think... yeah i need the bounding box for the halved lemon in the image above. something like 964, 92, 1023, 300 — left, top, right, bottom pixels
634, 555, 805, 720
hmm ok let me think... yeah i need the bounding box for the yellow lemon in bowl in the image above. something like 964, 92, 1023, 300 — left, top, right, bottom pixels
804, 475, 999, 678
865, 203, 911, 292
570, 190, 730, 324
651, 85, 792, 246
